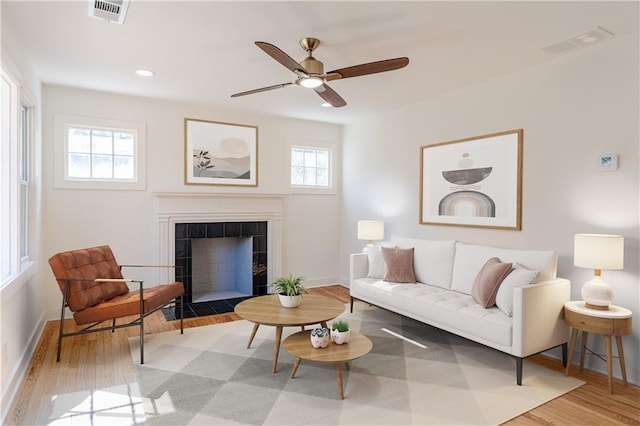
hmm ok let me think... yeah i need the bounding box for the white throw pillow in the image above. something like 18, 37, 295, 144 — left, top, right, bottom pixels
365, 245, 385, 279
495, 263, 539, 317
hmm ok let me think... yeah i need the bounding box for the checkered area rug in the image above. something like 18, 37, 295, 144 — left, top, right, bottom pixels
129, 302, 583, 425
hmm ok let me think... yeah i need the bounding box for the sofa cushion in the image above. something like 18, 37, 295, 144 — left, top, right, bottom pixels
364, 245, 385, 279
382, 246, 416, 283
495, 263, 539, 317
390, 236, 456, 288
350, 278, 513, 348
471, 257, 513, 308
451, 242, 557, 295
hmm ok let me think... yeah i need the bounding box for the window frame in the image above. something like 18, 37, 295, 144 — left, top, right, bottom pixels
287, 139, 337, 195
1, 66, 35, 291
54, 114, 147, 190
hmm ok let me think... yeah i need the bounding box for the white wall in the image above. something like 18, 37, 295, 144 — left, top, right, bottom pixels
39, 85, 342, 321
340, 33, 639, 385
0, 21, 45, 419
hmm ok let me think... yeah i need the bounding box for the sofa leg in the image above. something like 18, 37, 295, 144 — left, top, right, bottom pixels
561, 342, 568, 368
516, 357, 523, 385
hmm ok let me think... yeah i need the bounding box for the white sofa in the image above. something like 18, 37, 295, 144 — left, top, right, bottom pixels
349, 236, 570, 385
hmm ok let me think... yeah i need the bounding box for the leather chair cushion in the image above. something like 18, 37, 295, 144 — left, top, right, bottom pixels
48, 246, 130, 312
73, 282, 184, 325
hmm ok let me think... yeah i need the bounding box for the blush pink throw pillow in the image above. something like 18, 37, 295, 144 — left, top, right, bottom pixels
471, 257, 513, 308
381, 246, 416, 283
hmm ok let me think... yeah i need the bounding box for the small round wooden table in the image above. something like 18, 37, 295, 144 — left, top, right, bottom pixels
283, 330, 373, 399
564, 300, 632, 394
234, 294, 345, 373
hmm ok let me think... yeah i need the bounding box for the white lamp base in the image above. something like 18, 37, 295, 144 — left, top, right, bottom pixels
581, 276, 613, 310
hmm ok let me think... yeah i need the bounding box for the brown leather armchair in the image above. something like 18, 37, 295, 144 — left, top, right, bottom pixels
48, 245, 184, 364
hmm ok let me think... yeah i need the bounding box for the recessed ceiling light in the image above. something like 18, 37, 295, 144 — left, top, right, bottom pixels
321, 102, 332, 108
135, 69, 155, 77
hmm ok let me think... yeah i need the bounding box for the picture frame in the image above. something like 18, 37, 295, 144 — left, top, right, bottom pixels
184, 118, 258, 186
420, 129, 523, 230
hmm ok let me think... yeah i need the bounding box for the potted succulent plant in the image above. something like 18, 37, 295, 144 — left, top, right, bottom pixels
330, 320, 351, 344
310, 327, 330, 348
271, 274, 306, 308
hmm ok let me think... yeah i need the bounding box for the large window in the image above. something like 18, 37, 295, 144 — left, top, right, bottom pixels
20, 105, 30, 259
1, 67, 33, 287
54, 114, 146, 190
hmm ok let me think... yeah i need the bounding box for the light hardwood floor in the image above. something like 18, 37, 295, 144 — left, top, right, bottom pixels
5, 286, 639, 425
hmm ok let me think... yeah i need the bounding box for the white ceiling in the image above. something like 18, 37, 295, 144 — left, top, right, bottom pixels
3, 1, 639, 124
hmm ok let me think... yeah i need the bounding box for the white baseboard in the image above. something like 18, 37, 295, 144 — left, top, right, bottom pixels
1, 312, 47, 423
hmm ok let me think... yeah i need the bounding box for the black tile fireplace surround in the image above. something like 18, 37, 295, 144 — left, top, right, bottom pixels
163, 221, 268, 320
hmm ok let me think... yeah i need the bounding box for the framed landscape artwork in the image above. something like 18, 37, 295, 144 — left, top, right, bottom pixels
184, 118, 258, 186
420, 129, 523, 230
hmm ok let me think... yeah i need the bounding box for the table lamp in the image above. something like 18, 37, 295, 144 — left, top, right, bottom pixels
357, 220, 384, 250
574, 233, 624, 310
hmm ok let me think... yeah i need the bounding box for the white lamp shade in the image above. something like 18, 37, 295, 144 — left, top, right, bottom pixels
357, 220, 384, 241
574, 234, 624, 270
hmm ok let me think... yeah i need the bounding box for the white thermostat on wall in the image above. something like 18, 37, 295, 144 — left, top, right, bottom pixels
598, 153, 618, 171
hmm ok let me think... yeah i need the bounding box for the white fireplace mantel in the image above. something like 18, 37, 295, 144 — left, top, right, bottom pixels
153, 192, 284, 284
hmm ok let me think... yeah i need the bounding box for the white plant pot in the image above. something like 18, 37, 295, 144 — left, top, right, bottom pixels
278, 294, 302, 308
310, 331, 330, 348
331, 329, 351, 345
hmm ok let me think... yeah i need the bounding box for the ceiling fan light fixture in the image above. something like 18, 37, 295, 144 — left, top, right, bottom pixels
299, 76, 323, 88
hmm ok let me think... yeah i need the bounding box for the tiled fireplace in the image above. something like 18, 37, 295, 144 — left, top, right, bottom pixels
153, 192, 284, 317
174, 221, 268, 304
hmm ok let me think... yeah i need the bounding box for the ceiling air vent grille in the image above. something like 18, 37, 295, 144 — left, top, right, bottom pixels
88, 0, 130, 25
542, 26, 614, 55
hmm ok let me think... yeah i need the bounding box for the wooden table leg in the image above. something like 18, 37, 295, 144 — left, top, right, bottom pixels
290, 357, 301, 379
335, 362, 344, 399
579, 331, 589, 371
565, 327, 579, 376
605, 335, 613, 394
321, 321, 328, 328
615, 336, 628, 386
246, 323, 260, 349
272, 326, 283, 374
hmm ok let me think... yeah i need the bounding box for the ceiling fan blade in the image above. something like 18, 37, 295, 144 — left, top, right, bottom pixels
325, 57, 409, 81
231, 82, 294, 98
314, 84, 347, 108
255, 41, 309, 75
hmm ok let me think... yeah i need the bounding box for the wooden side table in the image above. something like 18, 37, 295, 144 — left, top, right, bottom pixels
564, 300, 632, 394
284, 330, 373, 399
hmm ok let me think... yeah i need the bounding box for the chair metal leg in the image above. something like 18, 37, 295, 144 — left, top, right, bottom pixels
56, 287, 68, 362
180, 295, 184, 334
111, 319, 116, 332
139, 283, 144, 364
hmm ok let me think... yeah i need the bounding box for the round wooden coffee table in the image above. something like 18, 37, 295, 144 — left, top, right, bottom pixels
283, 330, 373, 399
234, 294, 345, 373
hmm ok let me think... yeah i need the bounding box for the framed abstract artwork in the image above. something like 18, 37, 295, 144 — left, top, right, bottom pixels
184, 118, 258, 186
420, 129, 523, 230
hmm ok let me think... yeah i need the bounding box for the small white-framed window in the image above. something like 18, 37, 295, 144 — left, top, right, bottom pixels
54, 114, 146, 190
291, 146, 330, 187
287, 140, 337, 194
